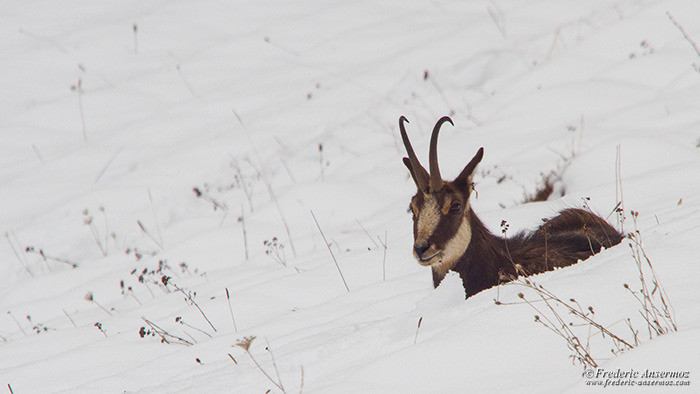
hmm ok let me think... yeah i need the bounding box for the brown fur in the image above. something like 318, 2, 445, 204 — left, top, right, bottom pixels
433, 207, 623, 298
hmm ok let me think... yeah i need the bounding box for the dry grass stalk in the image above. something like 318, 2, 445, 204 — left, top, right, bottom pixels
226, 288, 238, 332
235, 336, 286, 393
141, 317, 193, 346
62, 308, 77, 328
310, 210, 350, 292
234, 110, 298, 258
624, 211, 677, 338
7, 312, 27, 337
5, 232, 33, 277
170, 283, 217, 332
84, 292, 113, 316
667, 11, 700, 57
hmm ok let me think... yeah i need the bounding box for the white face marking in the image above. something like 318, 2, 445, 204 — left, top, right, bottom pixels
415, 194, 440, 247
437, 215, 472, 270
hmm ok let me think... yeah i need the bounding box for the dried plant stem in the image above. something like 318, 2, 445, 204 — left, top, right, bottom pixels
427, 73, 455, 116
94, 149, 121, 184
72, 79, 87, 142
143, 282, 156, 299
310, 210, 350, 292
377, 231, 388, 282
176, 64, 196, 98
7, 312, 26, 337
239, 207, 249, 261
62, 308, 77, 328
172, 284, 217, 332
141, 317, 193, 346
177, 318, 212, 338
518, 279, 633, 349
414, 317, 423, 344
355, 219, 379, 248
91, 300, 112, 316
299, 366, 304, 394
625, 212, 677, 337
95, 323, 108, 338
5, 232, 32, 277
234, 110, 297, 258
232, 159, 254, 213
86, 217, 107, 256
137, 220, 163, 250
243, 348, 285, 393
266, 338, 286, 393
129, 291, 142, 305
32, 144, 45, 164
280, 157, 296, 183
132, 24, 138, 54
34, 251, 78, 268
487, 3, 507, 39
147, 189, 164, 248
183, 330, 197, 344
615, 145, 625, 232
247, 157, 297, 258
667, 11, 700, 57
226, 288, 238, 332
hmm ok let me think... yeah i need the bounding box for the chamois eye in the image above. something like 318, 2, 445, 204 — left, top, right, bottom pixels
449, 202, 461, 213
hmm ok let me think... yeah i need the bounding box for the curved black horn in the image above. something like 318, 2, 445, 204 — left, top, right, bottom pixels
428, 116, 453, 192
399, 116, 429, 191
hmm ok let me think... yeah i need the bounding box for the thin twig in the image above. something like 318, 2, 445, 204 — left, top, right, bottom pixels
32, 144, 45, 164
148, 189, 164, 247
234, 110, 297, 258
355, 219, 379, 248
176, 317, 213, 338
232, 158, 254, 213
133, 24, 138, 54
299, 366, 305, 394
176, 64, 197, 98
71, 79, 87, 142
141, 317, 193, 346
7, 312, 26, 337
266, 338, 286, 393
238, 207, 249, 261
667, 11, 700, 57
226, 288, 238, 332
62, 308, 77, 328
310, 210, 349, 292
237, 337, 285, 392
414, 317, 423, 344
172, 284, 217, 332
378, 231, 388, 282
94, 149, 121, 183
5, 232, 33, 277
137, 220, 164, 250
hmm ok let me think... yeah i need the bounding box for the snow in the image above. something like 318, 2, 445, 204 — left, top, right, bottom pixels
1, 0, 699, 392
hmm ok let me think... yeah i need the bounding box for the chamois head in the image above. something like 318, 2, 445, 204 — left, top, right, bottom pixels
400, 116, 484, 276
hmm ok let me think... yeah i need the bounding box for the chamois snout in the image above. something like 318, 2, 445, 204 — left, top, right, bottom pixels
413, 242, 440, 265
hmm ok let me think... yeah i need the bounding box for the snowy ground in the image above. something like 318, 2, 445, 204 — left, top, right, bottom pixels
1, 0, 699, 392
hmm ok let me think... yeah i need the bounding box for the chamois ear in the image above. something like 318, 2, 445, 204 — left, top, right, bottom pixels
454, 147, 484, 191
402, 157, 419, 188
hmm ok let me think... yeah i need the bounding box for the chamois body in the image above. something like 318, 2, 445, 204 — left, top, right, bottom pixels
399, 116, 623, 298
443, 207, 622, 298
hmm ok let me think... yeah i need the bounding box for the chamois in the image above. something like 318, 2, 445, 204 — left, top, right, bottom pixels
400, 116, 623, 298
